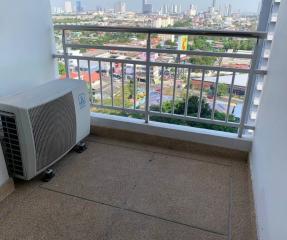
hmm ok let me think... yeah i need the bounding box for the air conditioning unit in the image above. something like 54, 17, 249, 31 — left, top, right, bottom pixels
0, 80, 90, 180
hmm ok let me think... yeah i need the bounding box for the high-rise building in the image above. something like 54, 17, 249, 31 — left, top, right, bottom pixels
162, 4, 169, 15
52, 7, 64, 14
212, 0, 216, 8
227, 4, 232, 17
76, 0, 83, 13
224, 4, 228, 16
64, 1, 73, 13
188, 4, 197, 16
96, 6, 104, 12
114, 1, 126, 13
178, 5, 182, 14
142, 0, 147, 10
172, 4, 178, 14
142, 0, 152, 14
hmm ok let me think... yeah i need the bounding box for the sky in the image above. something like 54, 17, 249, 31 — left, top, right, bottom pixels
50, 0, 261, 13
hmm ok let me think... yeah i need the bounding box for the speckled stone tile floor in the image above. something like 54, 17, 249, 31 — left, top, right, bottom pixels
0, 136, 256, 240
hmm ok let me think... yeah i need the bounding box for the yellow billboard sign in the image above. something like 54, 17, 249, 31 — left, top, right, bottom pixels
178, 35, 188, 51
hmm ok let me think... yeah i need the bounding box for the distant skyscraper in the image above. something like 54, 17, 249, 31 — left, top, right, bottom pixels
188, 4, 197, 16
64, 1, 73, 13
96, 6, 104, 12
224, 4, 228, 16
114, 1, 126, 13
172, 4, 178, 14
178, 5, 182, 14
142, 0, 147, 12
212, 0, 216, 8
142, 0, 152, 14
76, 0, 83, 13
228, 4, 232, 16
52, 7, 64, 14
162, 4, 168, 15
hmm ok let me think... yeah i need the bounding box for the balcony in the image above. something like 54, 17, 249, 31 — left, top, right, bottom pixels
0, 1, 287, 240
0, 26, 262, 239
0, 134, 256, 239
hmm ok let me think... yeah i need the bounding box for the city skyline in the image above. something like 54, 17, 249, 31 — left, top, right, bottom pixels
50, 0, 261, 13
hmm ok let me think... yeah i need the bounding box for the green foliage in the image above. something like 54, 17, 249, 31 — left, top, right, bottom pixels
165, 40, 177, 47
58, 62, 66, 75
189, 56, 217, 66
191, 36, 212, 51
217, 83, 229, 97
94, 91, 238, 133
156, 44, 162, 49
78, 32, 138, 46
223, 39, 255, 51
173, 19, 193, 28
136, 33, 147, 40
150, 96, 239, 133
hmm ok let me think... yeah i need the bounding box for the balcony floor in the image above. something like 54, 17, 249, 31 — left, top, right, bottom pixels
0, 135, 256, 240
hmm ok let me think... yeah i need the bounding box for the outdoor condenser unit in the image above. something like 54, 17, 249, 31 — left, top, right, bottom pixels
0, 80, 90, 180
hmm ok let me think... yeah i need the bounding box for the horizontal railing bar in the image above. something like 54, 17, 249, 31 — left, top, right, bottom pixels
149, 62, 251, 73
64, 44, 254, 60
92, 104, 145, 114
149, 111, 240, 128
53, 54, 255, 73
244, 125, 256, 130
92, 105, 245, 129
255, 69, 268, 75
152, 49, 254, 59
65, 43, 146, 52
54, 25, 267, 39
65, 43, 254, 59
53, 54, 147, 65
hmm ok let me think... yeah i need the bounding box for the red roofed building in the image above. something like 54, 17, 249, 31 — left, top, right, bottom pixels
221, 63, 250, 69
60, 71, 100, 84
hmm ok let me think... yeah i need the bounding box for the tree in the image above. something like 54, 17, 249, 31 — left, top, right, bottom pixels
191, 36, 212, 51
150, 95, 239, 133
189, 56, 216, 66
165, 40, 177, 47
173, 19, 193, 28
58, 62, 66, 75
217, 83, 229, 97
223, 39, 255, 51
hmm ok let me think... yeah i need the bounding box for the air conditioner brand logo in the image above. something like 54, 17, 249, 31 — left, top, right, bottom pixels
78, 93, 87, 109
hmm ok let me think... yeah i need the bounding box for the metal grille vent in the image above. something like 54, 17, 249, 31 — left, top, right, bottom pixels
0, 112, 24, 177
29, 92, 76, 171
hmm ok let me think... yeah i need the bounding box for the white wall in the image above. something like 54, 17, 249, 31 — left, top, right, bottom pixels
0, 0, 56, 186
0, 0, 57, 97
250, 0, 287, 239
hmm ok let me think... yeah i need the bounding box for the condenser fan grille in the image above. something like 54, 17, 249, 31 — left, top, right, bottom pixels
29, 92, 77, 171
0, 111, 24, 177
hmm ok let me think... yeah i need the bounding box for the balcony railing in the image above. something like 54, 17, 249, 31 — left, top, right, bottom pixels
53, 25, 267, 138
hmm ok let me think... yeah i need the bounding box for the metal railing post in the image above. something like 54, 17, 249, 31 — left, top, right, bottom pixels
238, 38, 262, 137
145, 33, 151, 123
77, 59, 81, 80
88, 60, 93, 103
110, 62, 114, 107
62, 29, 69, 78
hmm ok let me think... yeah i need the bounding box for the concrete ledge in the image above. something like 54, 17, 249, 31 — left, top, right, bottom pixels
91, 113, 252, 152
0, 178, 14, 202
91, 113, 252, 159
